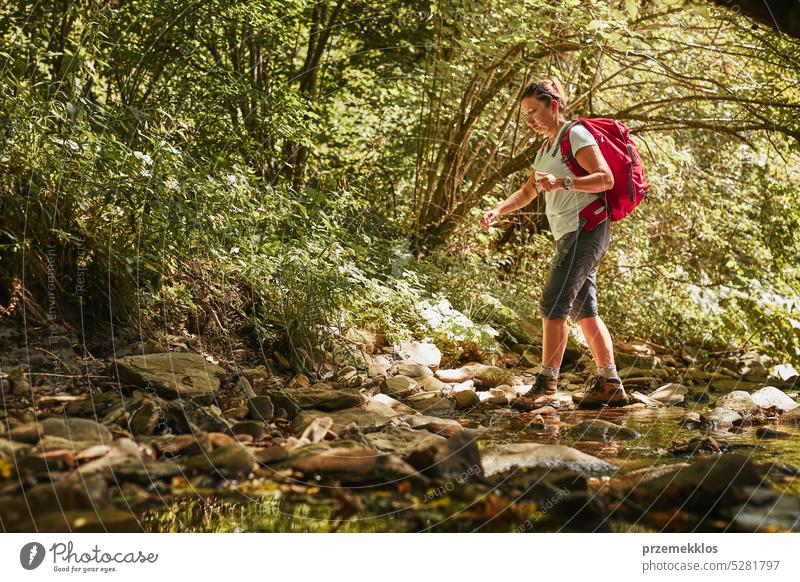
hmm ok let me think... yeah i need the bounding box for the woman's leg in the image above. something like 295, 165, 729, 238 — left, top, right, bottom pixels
578, 315, 614, 368
542, 316, 569, 368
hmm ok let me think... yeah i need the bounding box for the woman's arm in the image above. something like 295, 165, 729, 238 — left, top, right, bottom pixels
535, 145, 614, 193
497, 170, 538, 214
479, 171, 538, 231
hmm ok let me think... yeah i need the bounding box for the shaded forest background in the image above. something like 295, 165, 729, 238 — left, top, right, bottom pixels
1, 0, 799, 367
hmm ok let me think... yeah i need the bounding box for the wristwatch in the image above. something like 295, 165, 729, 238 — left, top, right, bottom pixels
563, 176, 573, 189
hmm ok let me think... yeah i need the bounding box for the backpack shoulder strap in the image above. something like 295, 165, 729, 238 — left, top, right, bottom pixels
559, 120, 587, 176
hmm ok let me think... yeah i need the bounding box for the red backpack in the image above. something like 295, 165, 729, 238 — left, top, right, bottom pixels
559, 118, 649, 223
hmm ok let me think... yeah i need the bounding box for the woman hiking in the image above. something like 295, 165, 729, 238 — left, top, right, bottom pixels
479, 78, 627, 409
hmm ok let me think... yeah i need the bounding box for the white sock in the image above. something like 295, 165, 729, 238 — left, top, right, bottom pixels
541, 365, 560, 380
597, 364, 619, 380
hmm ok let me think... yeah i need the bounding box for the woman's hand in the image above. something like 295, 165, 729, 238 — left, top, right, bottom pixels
480, 207, 501, 232
534, 172, 563, 192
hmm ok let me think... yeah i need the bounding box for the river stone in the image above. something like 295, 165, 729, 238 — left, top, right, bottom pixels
404, 394, 455, 414
779, 407, 800, 425
291, 448, 420, 484
405, 432, 483, 479
113, 352, 225, 402
623, 454, 764, 522
700, 407, 742, 430
183, 442, 255, 478
649, 383, 689, 405
290, 407, 395, 435
129, 399, 160, 435
9, 418, 112, 446
415, 375, 447, 393
366, 394, 417, 417
567, 419, 641, 441
715, 391, 759, 414
755, 427, 793, 439
474, 366, 515, 388
247, 395, 275, 420
382, 375, 417, 398
30, 508, 140, 533
270, 388, 363, 417
452, 386, 479, 408
482, 444, 617, 476
751, 386, 798, 413
435, 363, 483, 383
395, 362, 433, 379
399, 340, 442, 369
631, 391, 664, 407
365, 426, 446, 454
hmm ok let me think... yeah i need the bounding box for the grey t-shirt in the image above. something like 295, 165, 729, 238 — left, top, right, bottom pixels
533, 121, 602, 241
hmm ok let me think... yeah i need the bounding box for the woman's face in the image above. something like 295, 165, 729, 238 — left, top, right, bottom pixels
521, 95, 557, 134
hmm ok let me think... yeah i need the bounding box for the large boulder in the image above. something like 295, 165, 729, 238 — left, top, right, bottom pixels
113, 352, 225, 402
715, 391, 759, 415
751, 386, 798, 413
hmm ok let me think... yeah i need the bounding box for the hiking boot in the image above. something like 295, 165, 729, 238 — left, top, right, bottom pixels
572, 376, 628, 408
512, 373, 558, 411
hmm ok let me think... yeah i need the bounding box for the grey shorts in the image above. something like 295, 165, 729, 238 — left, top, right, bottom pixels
539, 219, 611, 320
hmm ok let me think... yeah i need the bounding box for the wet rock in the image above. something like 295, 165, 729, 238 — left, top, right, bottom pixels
780, 407, 800, 425
607, 463, 690, 493
700, 408, 742, 430
621, 455, 773, 530
649, 383, 688, 405
751, 386, 798, 413
247, 395, 275, 421
381, 375, 417, 399
482, 443, 617, 476
183, 442, 255, 478
405, 432, 484, 480
680, 412, 702, 428
8, 417, 113, 446
715, 391, 759, 415
399, 340, 441, 369
631, 391, 664, 407
567, 419, 641, 441
291, 447, 420, 484
755, 426, 793, 439
669, 436, 728, 456
113, 352, 225, 403
511, 394, 558, 412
